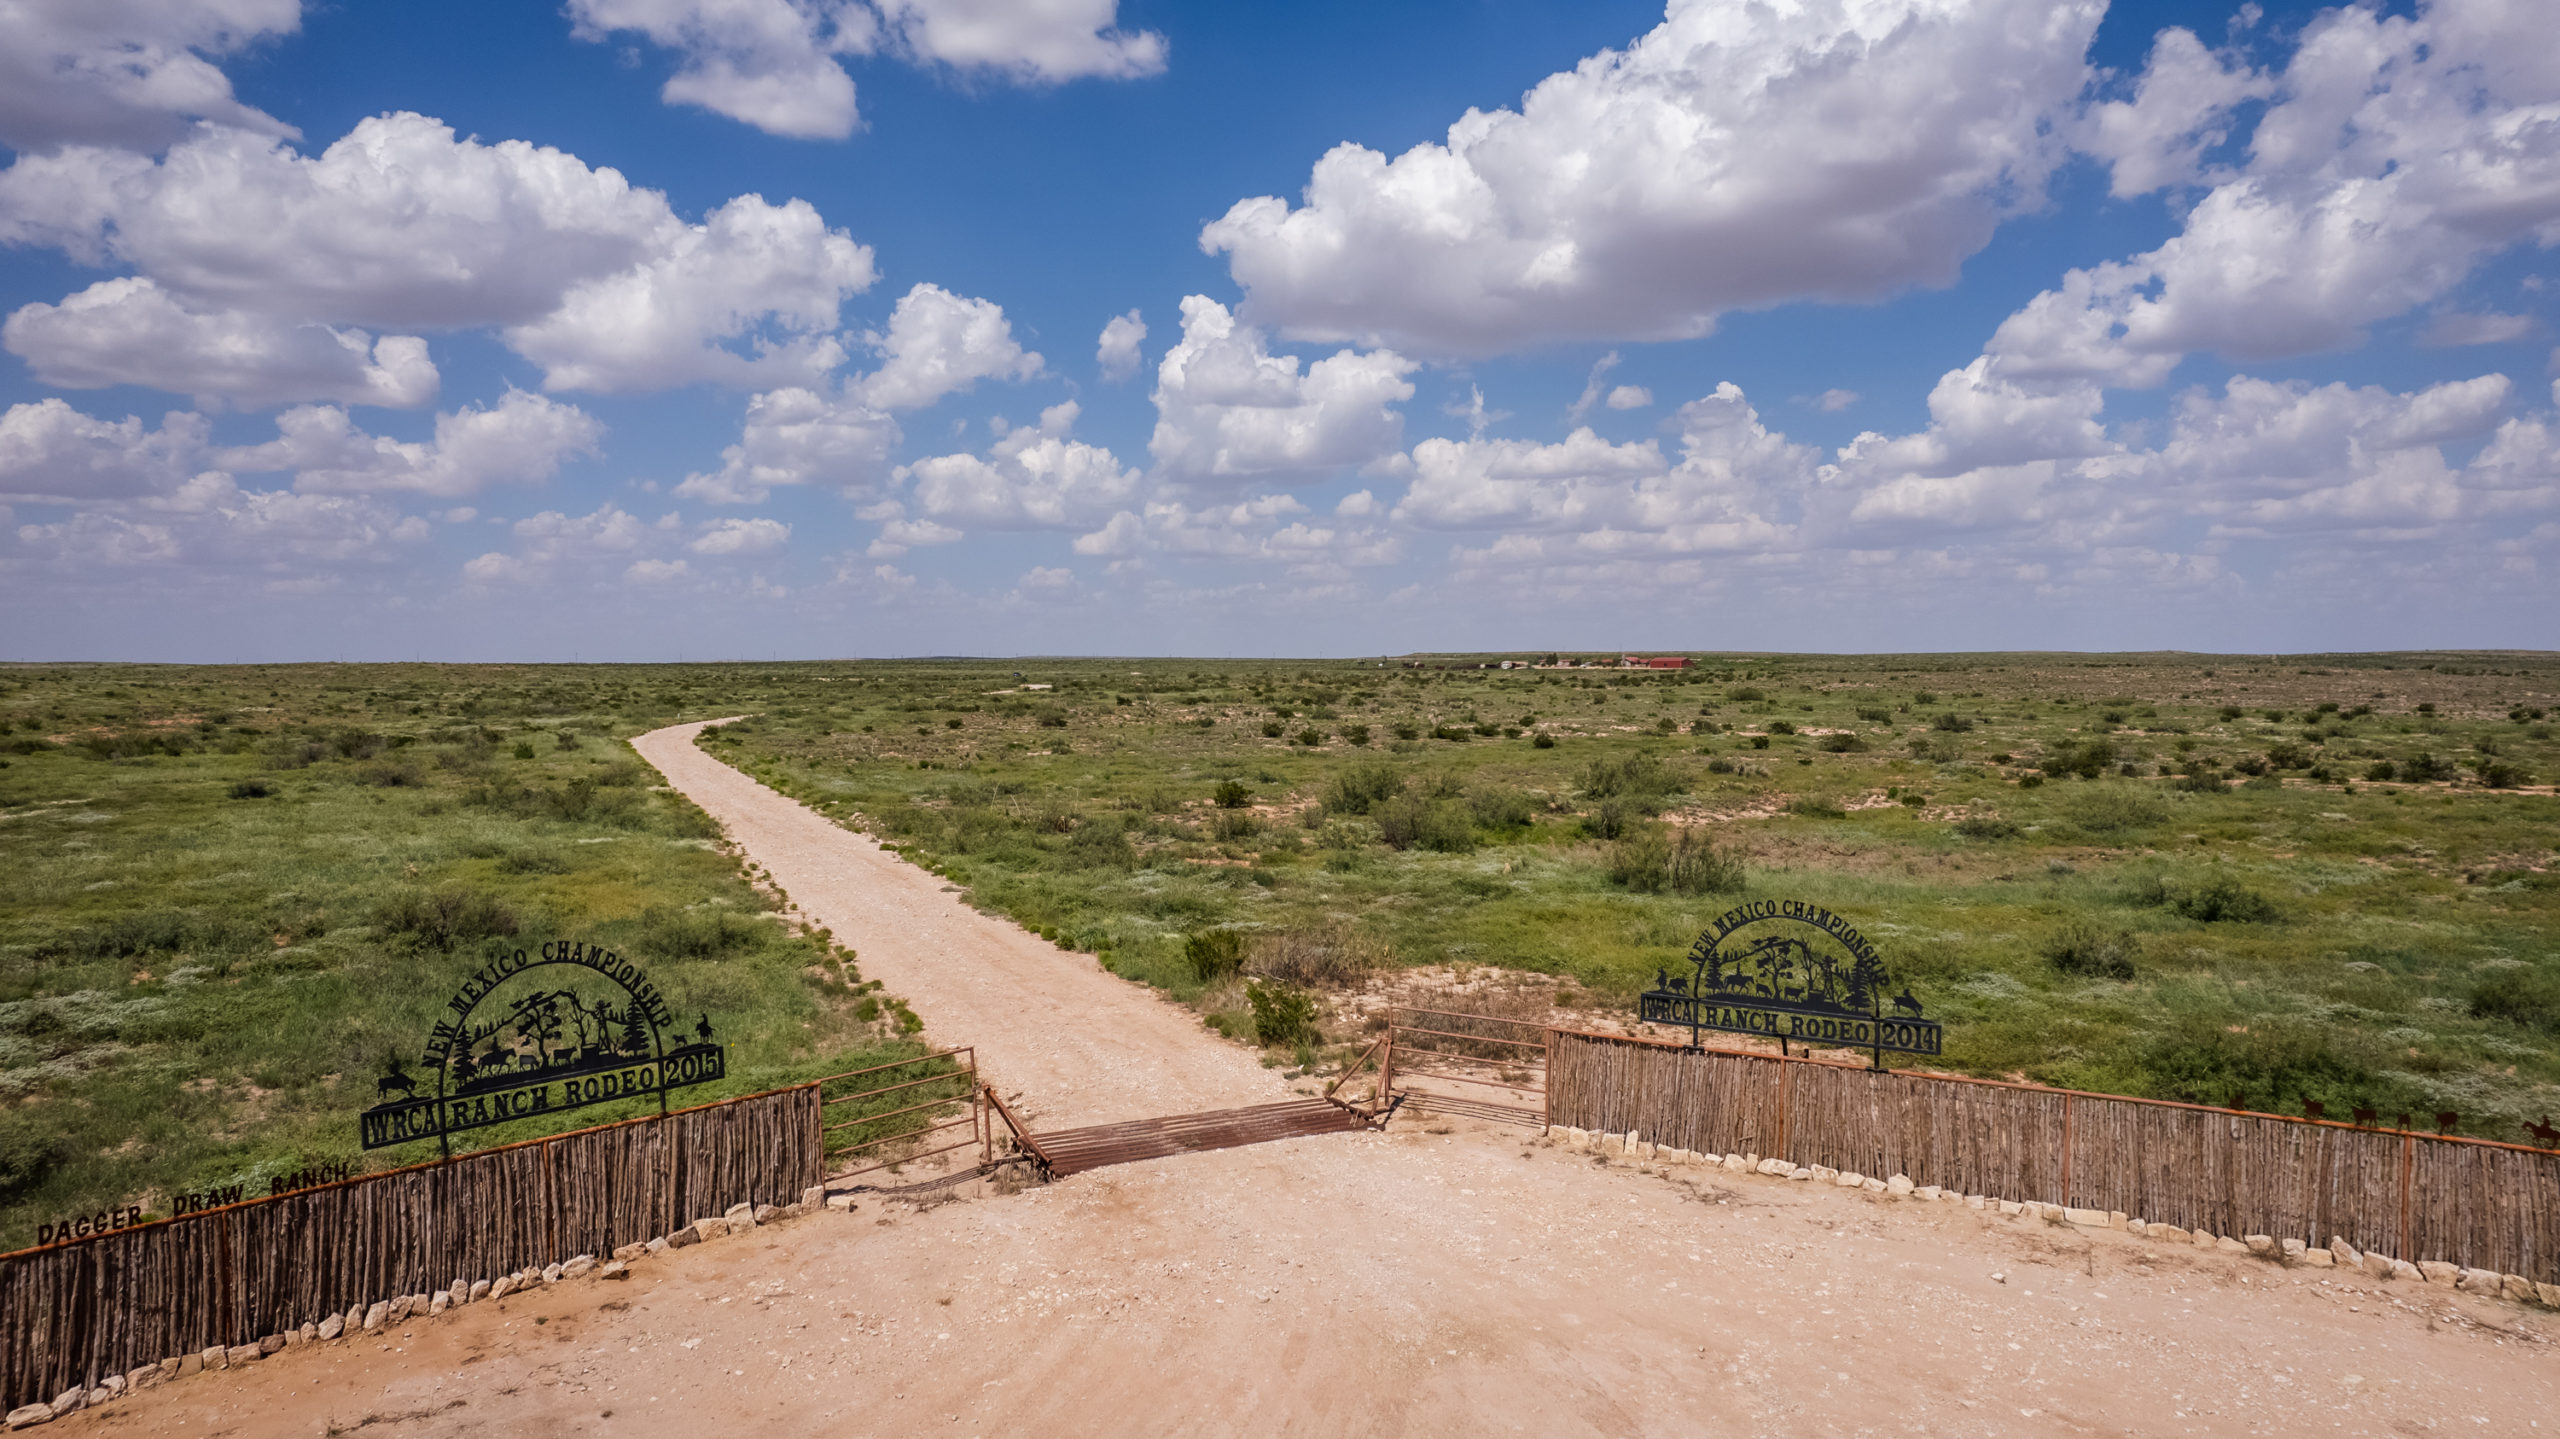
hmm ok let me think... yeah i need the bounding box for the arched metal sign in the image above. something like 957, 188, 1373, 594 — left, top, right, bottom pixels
359, 939, 724, 1153
1639, 899, 1939, 1067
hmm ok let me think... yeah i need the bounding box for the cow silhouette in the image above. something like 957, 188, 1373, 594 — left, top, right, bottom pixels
2302, 1099, 2325, 1122
2435, 1111, 2460, 1136
377, 1059, 418, 1101
2352, 1106, 2378, 1128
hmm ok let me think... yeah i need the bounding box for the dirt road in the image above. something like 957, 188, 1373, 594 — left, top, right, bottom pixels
631, 720, 1279, 1128
70, 731, 2557, 1437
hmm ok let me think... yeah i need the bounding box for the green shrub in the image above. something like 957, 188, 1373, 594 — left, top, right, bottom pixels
2472, 758, 2532, 789
227, 780, 274, 799
1580, 752, 1674, 799
1582, 797, 1635, 841
1321, 761, 1402, 815
1766, 720, 1797, 736
1531, 733, 1555, 749
2133, 1016, 2396, 1114
1342, 724, 1371, 747
1212, 779, 1252, 808
1953, 815, 2020, 839
1245, 980, 1317, 1047
1184, 928, 1248, 981
2046, 921, 2138, 980
2364, 760, 2398, 781
1466, 787, 1536, 829
1728, 687, 1767, 702
2066, 785, 2169, 835
2401, 752, 2456, 782
1606, 825, 1744, 895
1930, 712, 1973, 733
1248, 924, 1385, 988
1295, 727, 1326, 747
2170, 879, 2279, 924
1783, 797, 1845, 819
2040, 738, 2117, 779
2470, 967, 2560, 1032
1816, 733, 1866, 753
1392, 724, 1420, 741
1259, 721, 1284, 738
377, 889, 521, 950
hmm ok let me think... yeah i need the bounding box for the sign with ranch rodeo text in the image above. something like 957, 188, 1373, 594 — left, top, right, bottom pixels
358, 939, 724, 1153
1639, 899, 1941, 1065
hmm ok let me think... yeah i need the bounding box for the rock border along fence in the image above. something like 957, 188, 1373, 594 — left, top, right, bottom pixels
0, 1084, 820, 1417
1548, 1029, 2560, 1287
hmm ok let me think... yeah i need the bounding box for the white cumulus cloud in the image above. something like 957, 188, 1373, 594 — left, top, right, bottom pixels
675, 386, 902, 504
903, 400, 1139, 529
215, 392, 603, 498
1096, 308, 1146, 382
0, 399, 209, 502
852, 283, 1041, 411
690, 515, 791, 554
4, 277, 438, 409
1148, 296, 1416, 481
0, 0, 301, 153
1201, 0, 2102, 356
567, 0, 1164, 140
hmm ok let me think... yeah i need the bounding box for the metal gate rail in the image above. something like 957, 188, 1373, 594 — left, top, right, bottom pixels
816, 1046, 987, 1181
1380, 1007, 1550, 1128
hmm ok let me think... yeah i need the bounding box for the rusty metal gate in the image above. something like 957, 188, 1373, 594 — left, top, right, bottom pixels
1331, 1007, 1549, 1127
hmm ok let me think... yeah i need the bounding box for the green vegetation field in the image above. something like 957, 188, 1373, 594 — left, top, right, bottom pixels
702, 651, 2560, 1146
0, 665, 915, 1251
5, 652, 2557, 1252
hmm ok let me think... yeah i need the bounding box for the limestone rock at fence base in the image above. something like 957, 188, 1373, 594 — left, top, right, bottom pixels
2128, 1219, 2148, 1235
225, 1345, 261, 1366
345, 1303, 365, 1331
47, 1391, 81, 1419
600, 1260, 630, 1281
1836, 1171, 1864, 1188
1722, 1153, 1746, 1172
724, 1201, 755, 1223
693, 1217, 727, 1243
800, 1186, 825, 1209
82, 1391, 107, 1412
203, 1345, 228, 1369
362, 1301, 389, 1332
752, 1204, 781, 1225
2216, 1236, 2249, 1254
1756, 1158, 1786, 1176
2280, 1238, 2306, 1260
2071, 1208, 2116, 1229
259, 1333, 285, 1356
7, 1402, 53, 1429
317, 1314, 344, 1341
2503, 1274, 2537, 1303
1887, 1175, 1914, 1196
670, 1223, 705, 1248
1966, 1194, 1986, 1209
1862, 1178, 1887, 1194
2457, 1268, 2503, 1296
1998, 1200, 2023, 1216
2329, 1237, 2361, 1267
2301, 1248, 2334, 1268
561, 1255, 596, 1279
97, 1379, 121, 1401
469, 1279, 492, 1301
541, 1263, 564, 1285
645, 1237, 670, 1255
127, 1365, 160, 1391
826, 1193, 857, 1212
2418, 1261, 2460, 1286
2362, 1252, 2396, 1280
158, 1358, 179, 1382
488, 1277, 516, 1300
430, 1293, 451, 1316
1917, 1185, 1942, 1201
177, 1354, 201, 1379
2537, 1282, 2560, 1309
2154, 1225, 2190, 1244
1790, 1167, 1813, 1181
1808, 1164, 1836, 1182
2245, 1235, 2277, 1256
301, 1321, 319, 1343
613, 1243, 648, 1263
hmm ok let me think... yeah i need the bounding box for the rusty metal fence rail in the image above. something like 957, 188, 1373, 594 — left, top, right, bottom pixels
817, 1047, 987, 1181
1375, 1008, 1550, 1127
1547, 1028, 2560, 1283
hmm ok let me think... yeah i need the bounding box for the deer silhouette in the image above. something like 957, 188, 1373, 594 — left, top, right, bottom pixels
377, 1058, 418, 1101
2525, 1116, 2560, 1148
1890, 988, 1923, 1017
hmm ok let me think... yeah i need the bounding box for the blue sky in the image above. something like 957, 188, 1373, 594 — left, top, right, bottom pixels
2, 0, 2555, 660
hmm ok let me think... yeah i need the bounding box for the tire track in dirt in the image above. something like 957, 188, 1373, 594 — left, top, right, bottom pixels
631, 720, 1282, 1129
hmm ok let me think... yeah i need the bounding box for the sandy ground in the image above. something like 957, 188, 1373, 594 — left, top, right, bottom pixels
630, 720, 1281, 1129
59, 726, 2559, 1437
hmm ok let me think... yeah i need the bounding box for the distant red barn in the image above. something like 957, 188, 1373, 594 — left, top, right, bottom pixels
1622, 655, 1692, 669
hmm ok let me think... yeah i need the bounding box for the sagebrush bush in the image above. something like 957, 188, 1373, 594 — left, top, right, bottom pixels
1184, 928, 1247, 981
2170, 879, 2279, 924
2046, 921, 2138, 980
1245, 980, 1317, 1047
1248, 923, 1386, 988
1607, 824, 1744, 895
2066, 785, 2169, 835
1320, 761, 1401, 815
377, 889, 521, 950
